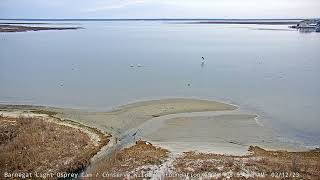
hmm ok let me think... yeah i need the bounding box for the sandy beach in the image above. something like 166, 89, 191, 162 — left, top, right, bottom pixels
141, 114, 301, 155
52, 99, 236, 136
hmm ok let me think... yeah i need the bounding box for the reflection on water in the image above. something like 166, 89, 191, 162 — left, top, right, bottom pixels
0, 20, 320, 146
298, 28, 317, 33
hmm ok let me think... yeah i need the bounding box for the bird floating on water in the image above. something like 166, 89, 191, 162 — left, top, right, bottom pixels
201, 57, 206, 67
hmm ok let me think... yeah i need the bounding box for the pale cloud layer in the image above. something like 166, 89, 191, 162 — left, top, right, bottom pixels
0, 0, 319, 19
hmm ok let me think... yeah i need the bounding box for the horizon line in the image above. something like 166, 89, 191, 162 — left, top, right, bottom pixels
0, 18, 317, 21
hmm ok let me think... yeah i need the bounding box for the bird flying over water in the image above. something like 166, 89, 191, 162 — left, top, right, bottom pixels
132, 129, 140, 137
132, 131, 137, 137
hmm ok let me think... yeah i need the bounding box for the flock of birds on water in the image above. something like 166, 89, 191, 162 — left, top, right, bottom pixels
128, 57, 206, 87
57, 56, 274, 88
128, 57, 206, 69
58, 57, 207, 88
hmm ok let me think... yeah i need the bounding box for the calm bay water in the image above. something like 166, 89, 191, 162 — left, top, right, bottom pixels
0, 20, 319, 146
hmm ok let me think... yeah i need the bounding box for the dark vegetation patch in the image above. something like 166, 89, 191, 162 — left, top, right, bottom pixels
30, 110, 58, 117
0, 25, 81, 32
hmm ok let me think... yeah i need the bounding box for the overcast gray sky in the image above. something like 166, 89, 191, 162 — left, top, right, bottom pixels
0, 0, 319, 19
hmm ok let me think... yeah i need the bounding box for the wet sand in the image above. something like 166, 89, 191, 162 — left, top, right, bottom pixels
142, 114, 303, 155
54, 98, 237, 136
39, 98, 305, 159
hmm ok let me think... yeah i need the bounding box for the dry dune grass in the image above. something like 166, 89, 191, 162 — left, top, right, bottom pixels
0, 115, 108, 178
247, 146, 320, 178
89, 140, 169, 179
90, 140, 320, 179
173, 146, 320, 179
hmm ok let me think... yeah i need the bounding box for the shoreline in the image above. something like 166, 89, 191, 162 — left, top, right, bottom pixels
0, 96, 239, 111
0, 98, 308, 152
0, 98, 310, 150
1, 98, 316, 179
180, 21, 299, 25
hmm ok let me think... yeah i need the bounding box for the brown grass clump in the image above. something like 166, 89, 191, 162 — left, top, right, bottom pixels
89, 140, 169, 179
247, 146, 320, 178
0, 117, 19, 144
173, 151, 222, 175
0, 116, 109, 179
